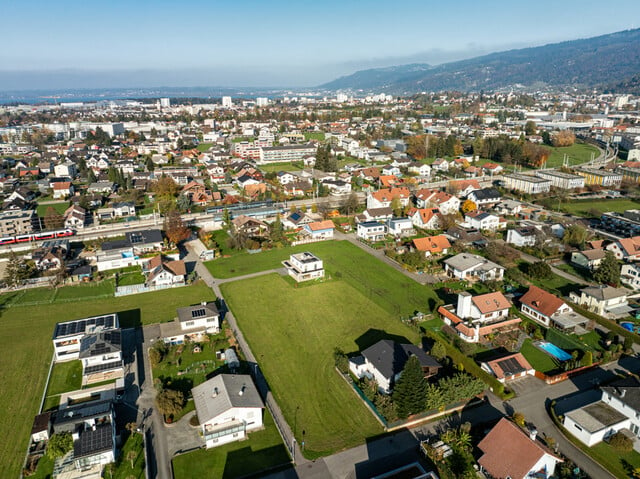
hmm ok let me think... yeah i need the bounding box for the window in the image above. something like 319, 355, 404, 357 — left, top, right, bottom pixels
574, 424, 582, 431
185, 321, 194, 327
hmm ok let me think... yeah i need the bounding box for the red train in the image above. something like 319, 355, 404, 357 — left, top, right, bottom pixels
0, 228, 75, 245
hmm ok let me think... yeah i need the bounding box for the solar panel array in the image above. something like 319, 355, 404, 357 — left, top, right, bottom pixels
76, 425, 113, 457
54, 314, 116, 338
498, 357, 526, 376
84, 360, 123, 375
191, 308, 206, 318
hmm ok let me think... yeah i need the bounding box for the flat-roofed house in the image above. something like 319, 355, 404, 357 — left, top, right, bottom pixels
282, 252, 324, 282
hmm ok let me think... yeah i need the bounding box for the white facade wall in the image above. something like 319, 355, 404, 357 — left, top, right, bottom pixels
202, 406, 263, 449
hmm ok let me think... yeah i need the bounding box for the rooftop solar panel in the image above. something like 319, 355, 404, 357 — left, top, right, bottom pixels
498, 357, 526, 376
191, 308, 206, 318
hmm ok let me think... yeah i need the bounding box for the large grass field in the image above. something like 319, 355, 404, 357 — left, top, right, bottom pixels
209, 240, 440, 317
258, 161, 304, 172
0, 282, 214, 479
222, 269, 422, 458
543, 142, 599, 168
560, 198, 640, 217
36, 201, 69, 217
172, 410, 290, 479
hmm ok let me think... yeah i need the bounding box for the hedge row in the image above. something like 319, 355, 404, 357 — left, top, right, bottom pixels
425, 330, 514, 400
568, 301, 640, 346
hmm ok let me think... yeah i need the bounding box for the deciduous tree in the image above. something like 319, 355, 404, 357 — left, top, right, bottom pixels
593, 251, 620, 286
155, 388, 184, 418
163, 211, 190, 246
47, 432, 73, 458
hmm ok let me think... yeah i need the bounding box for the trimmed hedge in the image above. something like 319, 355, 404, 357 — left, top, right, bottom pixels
568, 301, 640, 347
425, 330, 514, 400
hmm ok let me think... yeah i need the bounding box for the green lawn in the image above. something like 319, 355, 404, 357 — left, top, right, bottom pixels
258, 162, 304, 172
209, 240, 440, 317
543, 143, 599, 168
172, 410, 291, 479
2, 281, 117, 307
104, 432, 145, 479
197, 143, 214, 152
46, 360, 82, 397
0, 282, 214, 479
303, 132, 325, 141
37, 201, 69, 217
560, 198, 640, 217
222, 271, 421, 458
117, 272, 146, 286
587, 440, 640, 478
520, 338, 559, 374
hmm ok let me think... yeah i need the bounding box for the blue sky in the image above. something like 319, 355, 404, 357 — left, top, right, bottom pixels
1, 0, 639, 89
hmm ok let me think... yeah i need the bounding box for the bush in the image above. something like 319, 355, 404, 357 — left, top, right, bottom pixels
608, 432, 633, 452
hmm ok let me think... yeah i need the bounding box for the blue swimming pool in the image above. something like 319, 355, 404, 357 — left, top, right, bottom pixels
536, 341, 572, 361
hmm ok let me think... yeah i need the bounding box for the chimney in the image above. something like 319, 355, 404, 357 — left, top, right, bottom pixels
457, 292, 473, 319
212, 387, 218, 397
529, 428, 537, 441
239, 385, 245, 396
621, 389, 627, 398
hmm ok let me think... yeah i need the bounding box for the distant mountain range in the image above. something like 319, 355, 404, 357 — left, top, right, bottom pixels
320, 29, 640, 94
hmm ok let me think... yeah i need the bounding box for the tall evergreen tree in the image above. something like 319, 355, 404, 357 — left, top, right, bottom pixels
593, 251, 620, 286
393, 355, 426, 418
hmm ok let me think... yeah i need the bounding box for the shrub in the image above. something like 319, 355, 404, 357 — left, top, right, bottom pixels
608, 432, 633, 452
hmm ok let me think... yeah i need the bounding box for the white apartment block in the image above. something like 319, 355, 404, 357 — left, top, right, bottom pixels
503, 173, 551, 194
535, 170, 585, 189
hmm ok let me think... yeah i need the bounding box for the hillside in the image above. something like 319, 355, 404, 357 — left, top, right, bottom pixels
321, 29, 640, 93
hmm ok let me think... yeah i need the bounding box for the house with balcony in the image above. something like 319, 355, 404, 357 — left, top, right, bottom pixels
437, 291, 519, 343
192, 374, 264, 449
569, 285, 632, 319
79, 329, 124, 385
519, 285, 589, 333
357, 221, 387, 241
282, 252, 324, 282
53, 314, 119, 362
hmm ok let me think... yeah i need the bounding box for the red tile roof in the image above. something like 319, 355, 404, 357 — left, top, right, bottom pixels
520, 285, 566, 318
413, 235, 451, 254
471, 292, 511, 314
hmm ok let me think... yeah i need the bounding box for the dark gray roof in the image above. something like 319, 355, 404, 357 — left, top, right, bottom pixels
73, 423, 114, 459
53, 314, 118, 340
192, 374, 264, 424
53, 400, 112, 428
469, 188, 501, 201
362, 339, 440, 381
126, 229, 163, 246
602, 376, 640, 413
79, 329, 121, 358
177, 302, 219, 323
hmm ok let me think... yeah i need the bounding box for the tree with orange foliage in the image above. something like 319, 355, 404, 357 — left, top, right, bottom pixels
552, 130, 575, 147
461, 200, 477, 214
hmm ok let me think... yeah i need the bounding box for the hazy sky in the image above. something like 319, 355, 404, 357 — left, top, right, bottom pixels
1, 0, 639, 89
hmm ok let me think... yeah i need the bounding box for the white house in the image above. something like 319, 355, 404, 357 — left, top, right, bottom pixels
161, 302, 221, 344
520, 285, 589, 332
142, 255, 186, 287
357, 221, 387, 241
570, 249, 607, 271
64, 205, 87, 230
506, 227, 538, 247
569, 285, 632, 319
192, 374, 264, 449
282, 252, 325, 282
621, 263, 640, 290
563, 377, 640, 447
53, 314, 119, 361
467, 188, 501, 208
414, 189, 460, 214
387, 217, 415, 237
366, 187, 411, 209
464, 211, 502, 232
409, 207, 442, 230
443, 253, 505, 281
79, 329, 124, 385
408, 161, 431, 176
301, 220, 335, 240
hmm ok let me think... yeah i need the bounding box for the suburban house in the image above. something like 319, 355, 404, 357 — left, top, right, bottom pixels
621, 263, 640, 290
408, 161, 431, 176
32, 241, 68, 270
192, 374, 264, 449
349, 339, 441, 394
64, 205, 87, 230
464, 211, 503, 232
282, 252, 325, 282
408, 207, 442, 230
478, 418, 562, 479
387, 217, 415, 237
570, 249, 607, 271
467, 188, 501, 208
52, 181, 74, 199
355, 207, 394, 224
506, 226, 539, 247
412, 235, 451, 256
431, 158, 449, 172
448, 179, 480, 198
142, 254, 187, 287
438, 291, 519, 343
519, 286, 589, 333
282, 210, 315, 230
443, 253, 505, 281
161, 302, 221, 344
357, 221, 388, 241
231, 215, 270, 238
53, 314, 119, 361
563, 377, 640, 448
79, 329, 124, 385
366, 187, 411, 209
96, 229, 164, 271
51, 400, 117, 473
481, 353, 534, 383
569, 285, 632, 319
301, 220, 335, 240
606, 236, 640, 261
413, 189, 460, 214
495, 199, 523, 217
